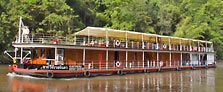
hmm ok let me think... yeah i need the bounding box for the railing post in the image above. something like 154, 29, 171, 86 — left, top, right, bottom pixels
125, 31, 128, 48
106, 50, 108, 69
83, 48, 86, 66
147, 61, 149, 67
142, 51, 144, 68
125, 51, 128, 68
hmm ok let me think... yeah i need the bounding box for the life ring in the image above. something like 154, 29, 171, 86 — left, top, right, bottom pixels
47, 71, 54, 78
115, 40, 121, 46
163, 44, 167, 49
84, 71, 91, 77
22, 58, 29, 64
115, 61, 121, 67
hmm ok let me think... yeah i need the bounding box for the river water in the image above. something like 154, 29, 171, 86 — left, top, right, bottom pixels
0, 62, 223, 92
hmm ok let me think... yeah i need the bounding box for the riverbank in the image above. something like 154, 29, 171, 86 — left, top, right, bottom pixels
0, 55, 12, 64
0, 60, 11, 64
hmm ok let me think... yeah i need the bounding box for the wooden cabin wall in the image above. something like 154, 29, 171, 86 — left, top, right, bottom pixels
86, 50, 98, 68
119, 51, 126, 65
145, 52, 157, 62
64, 49, 75, 65
171, 53, 181, 66
159, 53, 170, 66
85, 50, 106, 68
128, 52, 135, 63
100, 51, 106, 67
64, 49, 83, 65
144, 52, 157, 66
108, 51, 114, 68
136, 52, 143, 64
144, 52, 151, 62
144, 52, 150, 67
64, 49, 108, 68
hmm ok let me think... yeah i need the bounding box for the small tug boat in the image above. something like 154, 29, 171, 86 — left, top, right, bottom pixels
5, 18, 216, 78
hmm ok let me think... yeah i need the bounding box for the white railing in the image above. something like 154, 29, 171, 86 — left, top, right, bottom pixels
34, 59, 210, 70
14, 34, 214, 52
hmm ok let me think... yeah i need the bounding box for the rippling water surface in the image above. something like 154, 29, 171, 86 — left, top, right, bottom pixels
0, 62, 223, 92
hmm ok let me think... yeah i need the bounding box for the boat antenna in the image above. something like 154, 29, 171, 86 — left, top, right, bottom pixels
18, 17, 24, 43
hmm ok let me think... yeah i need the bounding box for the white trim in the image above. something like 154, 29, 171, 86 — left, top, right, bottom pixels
83, 48, 86, 65
106, 50, 108, 69
55, 47, 57, 65
142, 51, 145, 68
170, 52, 171, 67
126, 51, 128, 68
20, 47, 23, 63
180, 52, 182, 66
125, 31, 128, 48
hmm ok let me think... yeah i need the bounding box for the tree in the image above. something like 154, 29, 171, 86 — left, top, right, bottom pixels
0, 0, 81, 61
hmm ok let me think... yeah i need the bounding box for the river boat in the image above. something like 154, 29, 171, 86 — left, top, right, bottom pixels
5, 17, 216, 78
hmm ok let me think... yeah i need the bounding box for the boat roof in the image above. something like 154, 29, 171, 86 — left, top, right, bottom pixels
75, 27, 212, 44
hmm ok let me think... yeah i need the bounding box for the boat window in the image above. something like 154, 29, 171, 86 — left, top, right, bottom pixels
23, 49, 31, 58
41, 49, 45, 58
31, 49, 38, 59
57, 49, 64, 61
46, 49, 55, 59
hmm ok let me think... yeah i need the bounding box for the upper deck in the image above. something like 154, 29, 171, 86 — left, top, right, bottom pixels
13, 27, 214, 53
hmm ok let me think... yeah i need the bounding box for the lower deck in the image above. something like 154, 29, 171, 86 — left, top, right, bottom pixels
23, 47, 214, 69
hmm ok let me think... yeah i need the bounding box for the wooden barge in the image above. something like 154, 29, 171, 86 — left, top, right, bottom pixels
5, 19, 216, 78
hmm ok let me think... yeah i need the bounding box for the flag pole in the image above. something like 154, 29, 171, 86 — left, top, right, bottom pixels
18, 17, 22, 43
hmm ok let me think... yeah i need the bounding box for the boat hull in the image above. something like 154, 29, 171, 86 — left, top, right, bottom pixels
8, 64, 216, 78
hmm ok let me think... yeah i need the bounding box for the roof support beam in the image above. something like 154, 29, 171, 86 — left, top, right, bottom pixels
125, 32, 128, 48
83, 48, 86, 65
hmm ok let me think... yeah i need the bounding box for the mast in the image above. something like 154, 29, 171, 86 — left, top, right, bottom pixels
19, 17, 23, 63
18, 17, 22, 43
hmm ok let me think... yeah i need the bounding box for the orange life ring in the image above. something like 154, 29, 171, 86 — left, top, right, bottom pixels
116, 61, 121, 67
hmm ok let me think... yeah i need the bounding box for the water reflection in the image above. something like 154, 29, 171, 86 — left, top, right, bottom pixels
215, 63, 223, 92
7, 68, 216, 92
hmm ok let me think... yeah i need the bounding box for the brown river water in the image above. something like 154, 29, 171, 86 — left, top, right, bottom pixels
0, 62, 223, 92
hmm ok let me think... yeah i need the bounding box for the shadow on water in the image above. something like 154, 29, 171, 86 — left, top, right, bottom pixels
0, 62, 223, 92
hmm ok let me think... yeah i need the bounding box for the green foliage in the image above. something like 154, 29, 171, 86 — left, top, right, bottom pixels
0, 0, 223, 60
